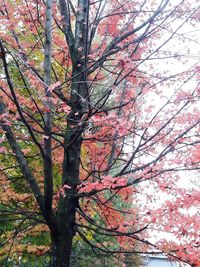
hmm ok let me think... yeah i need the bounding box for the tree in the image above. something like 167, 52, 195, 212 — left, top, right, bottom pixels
0, 0, 200, 266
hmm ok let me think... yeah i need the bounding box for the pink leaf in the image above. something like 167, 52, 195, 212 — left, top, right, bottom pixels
48, 81, 61, 92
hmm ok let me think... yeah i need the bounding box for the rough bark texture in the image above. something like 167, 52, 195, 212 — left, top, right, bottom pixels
51, 227, 74, 267
49, 1, 89, 265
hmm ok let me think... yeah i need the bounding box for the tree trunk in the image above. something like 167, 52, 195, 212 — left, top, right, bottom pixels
51, 233, 73, 267
50, 189, 78, 266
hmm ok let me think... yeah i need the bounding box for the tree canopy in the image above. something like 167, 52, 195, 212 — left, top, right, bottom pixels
0, 0, 200, 266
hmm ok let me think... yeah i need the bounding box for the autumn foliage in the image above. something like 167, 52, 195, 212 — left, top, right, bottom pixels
0, 0, 200, 266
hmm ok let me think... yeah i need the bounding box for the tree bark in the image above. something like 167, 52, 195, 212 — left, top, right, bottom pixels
51, 232, 73, 267
50, 1, 89, 265
50, 190, 78, 267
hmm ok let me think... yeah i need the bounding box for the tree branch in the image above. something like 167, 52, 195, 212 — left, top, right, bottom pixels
0, 101, 44, 214
43, 0, 54, 219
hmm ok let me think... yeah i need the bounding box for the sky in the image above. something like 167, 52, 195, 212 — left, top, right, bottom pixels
131, 1, 200, 260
